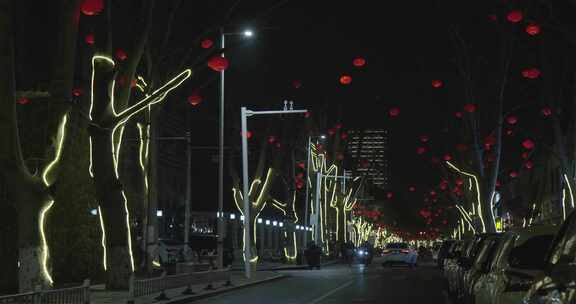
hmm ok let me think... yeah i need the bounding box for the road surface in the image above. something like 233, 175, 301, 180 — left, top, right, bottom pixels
190, 259, 448, 304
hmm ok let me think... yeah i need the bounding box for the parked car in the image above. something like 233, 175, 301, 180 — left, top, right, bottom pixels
454, 234, 499, 301
446, 240, 470, 294
461, 234, 502, 304
524, 211, 576, 304
381, 242, 418, 267
473, 225, 557, 304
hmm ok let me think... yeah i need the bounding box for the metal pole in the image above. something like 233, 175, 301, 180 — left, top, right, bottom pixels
240, 107, 251, 279
315, 171, 322, 245
303, 136, 311, 245
217, 29, 225, 269
184, 132, 192, 254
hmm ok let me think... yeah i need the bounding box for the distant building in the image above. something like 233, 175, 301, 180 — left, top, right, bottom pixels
345, 129, 390, 190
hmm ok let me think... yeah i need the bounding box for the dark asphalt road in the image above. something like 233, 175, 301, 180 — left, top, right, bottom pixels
190, 259, 449, 304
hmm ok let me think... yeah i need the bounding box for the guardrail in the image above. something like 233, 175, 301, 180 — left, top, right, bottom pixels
127, 268, 231, 303
0, 280, 90, 304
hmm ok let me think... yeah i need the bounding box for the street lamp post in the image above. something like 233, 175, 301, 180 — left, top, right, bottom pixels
240, 104, 307, 279
218, 28, 253, 269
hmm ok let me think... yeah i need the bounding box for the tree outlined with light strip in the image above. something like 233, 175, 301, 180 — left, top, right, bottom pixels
309, 143, 339, 254
0, 0, 82, 291
88, 55, 190, 288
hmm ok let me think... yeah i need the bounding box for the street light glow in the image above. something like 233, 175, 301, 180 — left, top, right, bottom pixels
320, 135, 326, 139
243, 30, 254, 37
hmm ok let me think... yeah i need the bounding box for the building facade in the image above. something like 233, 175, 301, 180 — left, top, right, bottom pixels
345, 129, 390, 190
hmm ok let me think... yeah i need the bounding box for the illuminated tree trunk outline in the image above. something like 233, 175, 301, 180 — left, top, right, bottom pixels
88, 55, 190, 289
232, 168, 274, 263
0, 0, 81, 291
309, 147, 338, 254
270, 192, 299, 261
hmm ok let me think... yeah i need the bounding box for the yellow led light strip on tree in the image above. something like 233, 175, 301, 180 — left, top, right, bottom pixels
563, 174, 574, 208
40, 200, 55, 285
42, 114, 68, 186
446, 161, 488, 233
283, 231, 297, 260
97, 206, 107, 270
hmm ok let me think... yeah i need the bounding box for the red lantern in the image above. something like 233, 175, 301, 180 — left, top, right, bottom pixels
463, 103, 477, 113
431, 79, 443, 88
386, 192, 393, 199
454, 111, 463, 119
72, 88, 83, 97
187, 94, 202, 106
208, 56, 229, 72
416, 147, 427, 155
524, 161, 534, 169
268, 136, 276, 144
340, 132, 348, 140
353, 57, 366, 67
419, 135, 429, 143
522, 68, 541, 79
506, 116, 518, 125
328, 128, 336, 136
430, 190, 437, 196
506, 10, 523, 23
455, 178, 464, 186
509, 171, 518, 178
304, 111, 311, 118
115, 49, 127, 61
389, 107, 400, 117
442, 220, 448, 225
526, 23, 541, 36
81, 0, 104, 16
409, 186, 416, 192
339, 75, 352, 85
484, 135, 496, 147
335, 123, 343, 129
201, 39, 213, 49
521, 152, 529, 159
297, 162, 305, 169
241, 131, 253, 139
439, 183, 447, 191
275, 142, 282, 149
522, 139, 535, 150
17, 97, 29, 105
541, 107, 552, 117
506, 129, 514, 136
85, 33, 95, 45
443, 154, 452, 161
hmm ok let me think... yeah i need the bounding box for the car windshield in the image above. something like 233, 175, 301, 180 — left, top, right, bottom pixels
386, 243, 409, 249
509, 235, 555, 269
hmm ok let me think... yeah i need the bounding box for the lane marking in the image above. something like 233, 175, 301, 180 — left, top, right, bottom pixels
306, 280, 355, 304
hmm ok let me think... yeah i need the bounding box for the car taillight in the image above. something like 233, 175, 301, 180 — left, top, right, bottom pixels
401, 249, 410, 254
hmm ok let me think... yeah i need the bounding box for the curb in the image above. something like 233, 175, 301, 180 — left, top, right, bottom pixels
166, 274, 287, 304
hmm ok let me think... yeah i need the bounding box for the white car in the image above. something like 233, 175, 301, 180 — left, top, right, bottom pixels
381, 242, 418, 267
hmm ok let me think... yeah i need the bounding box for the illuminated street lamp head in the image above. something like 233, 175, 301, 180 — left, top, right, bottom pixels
243, 30, 254, 37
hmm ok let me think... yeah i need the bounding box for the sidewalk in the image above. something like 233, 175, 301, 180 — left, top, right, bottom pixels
90, 271, 284, 304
